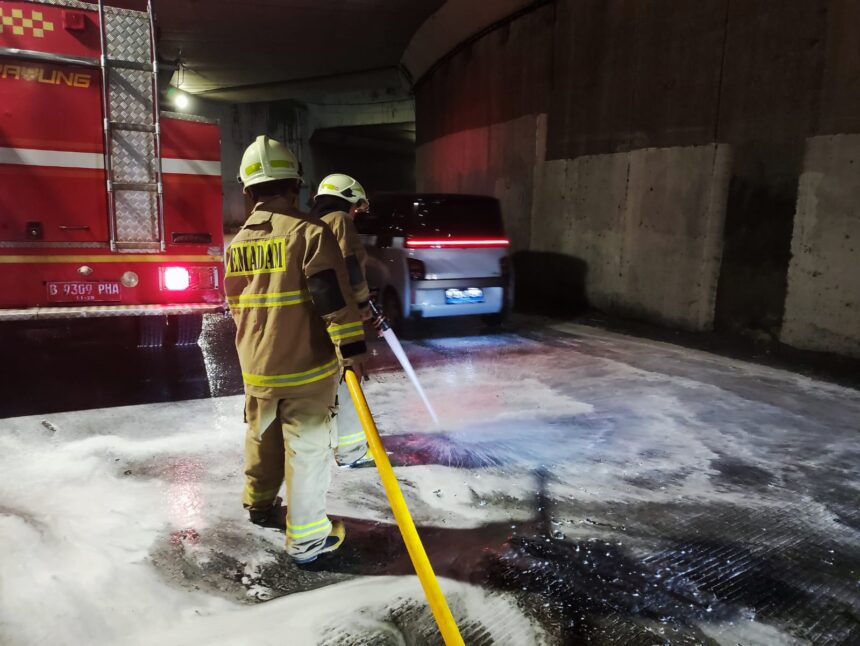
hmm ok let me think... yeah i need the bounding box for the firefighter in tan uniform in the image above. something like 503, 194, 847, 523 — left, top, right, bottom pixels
226, 136, 367, 564
309, 174, 374, 468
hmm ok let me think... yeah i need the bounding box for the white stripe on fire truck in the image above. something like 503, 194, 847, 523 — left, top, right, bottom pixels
0, 147, 105, 170
161, 158, 222, 176
0, 148, 221, 177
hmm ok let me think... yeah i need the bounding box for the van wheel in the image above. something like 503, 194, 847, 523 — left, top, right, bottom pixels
482, 312, 506, 329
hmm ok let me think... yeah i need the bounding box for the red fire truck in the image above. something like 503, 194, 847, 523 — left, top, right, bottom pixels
0, 0, 224, 345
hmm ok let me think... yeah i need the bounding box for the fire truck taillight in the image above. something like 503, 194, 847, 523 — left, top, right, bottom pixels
163, 267, 190, 291
159, 267, 219, 292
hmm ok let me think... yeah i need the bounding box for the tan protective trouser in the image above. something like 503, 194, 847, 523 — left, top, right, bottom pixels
243, 377, 338, 560
334, 378, 368, 465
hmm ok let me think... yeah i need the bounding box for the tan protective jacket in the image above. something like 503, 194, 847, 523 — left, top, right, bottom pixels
320, 210, 370, 313
225, 197, 366, 399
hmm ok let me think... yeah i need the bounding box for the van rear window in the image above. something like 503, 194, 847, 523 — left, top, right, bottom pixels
407, 196, 504, 237
359, 195, 506, 239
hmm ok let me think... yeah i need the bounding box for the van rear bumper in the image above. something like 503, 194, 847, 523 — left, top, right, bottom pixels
411, 285, 506, 318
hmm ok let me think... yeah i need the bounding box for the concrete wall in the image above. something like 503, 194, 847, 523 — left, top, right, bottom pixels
412, 0, 860, 357
782, 135, 860, 356
416, 114, 543, 250
402, 0, 537, 82
415, 3, 553, 252
312, 127, 415, 195
530, 145, 731, 330
193, 94, 416, 230
192, 99, 310, 230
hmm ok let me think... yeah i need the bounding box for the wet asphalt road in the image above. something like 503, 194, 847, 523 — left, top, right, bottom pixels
0, 313, 525, 417
1, 314, 859, 644
0, 314, 240, 418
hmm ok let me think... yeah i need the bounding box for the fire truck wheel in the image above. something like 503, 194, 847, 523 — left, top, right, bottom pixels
137, 316, 168, 349
168, 314, 204, 347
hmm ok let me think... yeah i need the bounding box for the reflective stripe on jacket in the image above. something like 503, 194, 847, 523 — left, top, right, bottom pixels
225, 196, 366, 399
320, 210, 370, 313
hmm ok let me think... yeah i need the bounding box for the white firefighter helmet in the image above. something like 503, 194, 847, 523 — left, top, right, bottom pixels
238, 135, 301, 190
315, 174, 367, 205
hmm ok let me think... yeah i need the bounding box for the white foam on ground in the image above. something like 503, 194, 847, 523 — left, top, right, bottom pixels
0, 400, 242, 645
0, 394, 546, 645
697, 617, 807, 646
2, 325, 857, 644
133, 576, 547, 646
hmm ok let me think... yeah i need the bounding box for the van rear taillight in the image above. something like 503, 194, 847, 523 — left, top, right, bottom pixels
405, 238, 509, 249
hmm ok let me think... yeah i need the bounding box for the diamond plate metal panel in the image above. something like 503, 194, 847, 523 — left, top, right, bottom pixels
109, 68, 154, 126
105, 9, 151, 64
111, 131, 156, 183
115, 190, 158, 242
0, 303, 224, 322
33, 0, 104, 9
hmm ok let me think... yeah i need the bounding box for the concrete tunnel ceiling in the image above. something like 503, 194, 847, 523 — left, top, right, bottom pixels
104, 0, 547, 197
140, 0, 444, 102
110, 0, 534, 103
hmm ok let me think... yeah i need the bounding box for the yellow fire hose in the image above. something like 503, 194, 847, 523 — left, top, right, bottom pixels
344, 368, 464, 646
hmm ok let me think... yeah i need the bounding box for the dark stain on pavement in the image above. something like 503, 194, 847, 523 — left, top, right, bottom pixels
709, 456, 775, 489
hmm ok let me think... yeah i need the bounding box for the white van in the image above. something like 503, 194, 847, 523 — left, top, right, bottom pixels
356, 193, 512, 332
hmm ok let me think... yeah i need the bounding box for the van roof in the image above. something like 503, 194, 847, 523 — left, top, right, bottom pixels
370, 192, 499, 201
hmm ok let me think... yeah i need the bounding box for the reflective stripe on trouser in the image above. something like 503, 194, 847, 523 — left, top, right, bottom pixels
243, 377, 338, 560
334, 377, 368, 464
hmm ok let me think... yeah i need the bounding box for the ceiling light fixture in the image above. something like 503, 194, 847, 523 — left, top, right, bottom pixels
173, 91, 189, 110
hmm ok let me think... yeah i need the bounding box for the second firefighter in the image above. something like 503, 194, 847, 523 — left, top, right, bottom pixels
310, 173, 375, 468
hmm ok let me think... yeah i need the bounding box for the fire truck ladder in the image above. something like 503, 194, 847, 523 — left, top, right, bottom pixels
97, 0, 164, 252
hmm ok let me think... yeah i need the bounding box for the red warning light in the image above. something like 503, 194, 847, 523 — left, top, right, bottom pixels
163, 267, 190, 291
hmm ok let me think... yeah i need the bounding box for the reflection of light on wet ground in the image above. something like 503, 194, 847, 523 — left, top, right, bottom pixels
166, 457, 205, 528
384, 414, 621, 469
421, 334, 540, 352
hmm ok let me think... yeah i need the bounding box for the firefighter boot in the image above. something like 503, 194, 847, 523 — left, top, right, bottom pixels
249, 496, 286, 529
291, 520, 346, 565
339, 450, 376, 469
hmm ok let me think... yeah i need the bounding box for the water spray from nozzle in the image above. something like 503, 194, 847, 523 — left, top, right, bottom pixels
371, 299, 440, 427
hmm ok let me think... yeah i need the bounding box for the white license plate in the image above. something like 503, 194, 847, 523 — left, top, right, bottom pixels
445, 287, 484, 304
47, 281, 121, 303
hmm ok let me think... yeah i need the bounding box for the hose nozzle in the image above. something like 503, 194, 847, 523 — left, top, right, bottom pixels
369, 299, 391, 332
